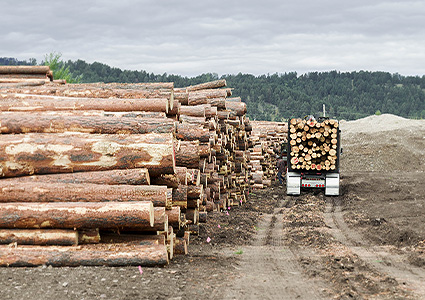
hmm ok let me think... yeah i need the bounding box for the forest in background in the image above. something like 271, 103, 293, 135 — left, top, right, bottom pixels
2, 57, 425, 121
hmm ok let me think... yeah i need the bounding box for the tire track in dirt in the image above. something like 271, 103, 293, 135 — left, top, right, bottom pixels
220, 196, 326, 300
324, 200, 425, 298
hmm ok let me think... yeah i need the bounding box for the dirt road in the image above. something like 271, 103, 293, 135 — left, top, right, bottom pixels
1, 114, 424, 299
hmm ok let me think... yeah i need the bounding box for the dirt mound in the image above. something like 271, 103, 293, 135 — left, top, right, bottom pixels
340, 113, 425, 134
340, 114, 425, 173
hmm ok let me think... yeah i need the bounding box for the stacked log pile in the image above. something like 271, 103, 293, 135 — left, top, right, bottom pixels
0, 65, 54, 86
0, 80, 179, 267
0, 72, 255, 266
288, 118, 339, 171
249, 121, 288, 188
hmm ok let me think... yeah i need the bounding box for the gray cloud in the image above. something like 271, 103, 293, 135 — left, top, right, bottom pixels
1, 0, 424, 76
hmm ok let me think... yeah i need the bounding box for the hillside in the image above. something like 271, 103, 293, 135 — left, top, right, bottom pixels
2, 56, 425, 121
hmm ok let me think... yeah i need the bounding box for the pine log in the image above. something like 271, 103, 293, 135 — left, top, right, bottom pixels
0, 94, 170, 113
175, 167, 188, 185
0, 181, 171, 208
0, 168, 150, 185
179, 105, 205, 117
172, 184, 188, 209
0, 201, 154, 230
225, 101, 247, 116
0, 132, 175, 177
174, 238, 188, 255
166, 207, 181, 229
176, 123, 210, 142
174, 92, 189, 105
185, 80, 227, 92
185, 209, 198, 225
187, 185, 203, 199
0, 244, 168, 267
0, 66, 51, 74
0, 113, 176, 134
187, 168, 201, 186
0, 229, 78, 246
150, 173, 180, 188
175, 140, 200, 169
78, 229, 101, 244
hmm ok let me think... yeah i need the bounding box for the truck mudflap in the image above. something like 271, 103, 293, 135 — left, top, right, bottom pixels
325, 173, 340, 196
286, 172, 301, 195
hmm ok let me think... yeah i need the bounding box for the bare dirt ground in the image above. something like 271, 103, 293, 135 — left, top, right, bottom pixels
1, 114, 424, 300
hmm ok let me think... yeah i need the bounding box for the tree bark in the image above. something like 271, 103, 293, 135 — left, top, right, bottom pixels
0, 66, 51, 74
174, 140, 200, 169
176, 123, 210, 142
0, 132, 175, 177
0, 181, 171, 208
185, 79, 227, 92
0, 95, 170, 113
0, 229, 78, 246
0, 201, 154, 230
0, 168, 150, 185
0, 244, 168, 267
0, 113, 176, 134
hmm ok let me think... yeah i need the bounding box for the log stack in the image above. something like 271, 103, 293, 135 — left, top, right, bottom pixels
0, 70, 257, 266
0, 65, 54, 86
0, 78, 179, 267
288, 118, 339, 171
248, 121, 288, 188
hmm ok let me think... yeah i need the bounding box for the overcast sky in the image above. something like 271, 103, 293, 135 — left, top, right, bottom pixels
1, 0, 424, 77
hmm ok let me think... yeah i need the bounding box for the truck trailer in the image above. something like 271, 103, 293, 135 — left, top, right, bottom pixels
286, 116, 341, 196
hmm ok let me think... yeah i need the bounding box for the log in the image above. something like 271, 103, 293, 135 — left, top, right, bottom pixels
0, 113, 176, 134
78, 229, 101, 244
172, 184, 188, 209
174, 238, 188, 255
175, 140, 200, 169
0, 244, 168, 267
176, 123, 210, 142
0, 66, 51, 74
179, 105, 205, 117
0, 168, 150, 185
225, 101, 247, 116
185, 209, 198, 225
175, 167, 188, 185
0, 94, 170, 113
185, 79, 227, 92
187, 185, 203, 199
0, 132, 175, 177
150, 173, 180, 188
187, 168, 201, 186
0, 201, 154, 230
0, 181, 171, 208
0, 229, 78, 246
165, 207, 181, 229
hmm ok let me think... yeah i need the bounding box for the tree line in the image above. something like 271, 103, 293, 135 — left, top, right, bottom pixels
2, 56, 425, 120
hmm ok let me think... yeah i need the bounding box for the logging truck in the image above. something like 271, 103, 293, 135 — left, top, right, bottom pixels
286, 116, 341, 196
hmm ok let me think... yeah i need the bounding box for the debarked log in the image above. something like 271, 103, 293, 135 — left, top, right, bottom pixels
0, 201, 154, 230
0, 113, 176, 134
0, 132, 175, 177
0, 181, 171, 208
0, 243, 168, 267
0, 168, 150, 185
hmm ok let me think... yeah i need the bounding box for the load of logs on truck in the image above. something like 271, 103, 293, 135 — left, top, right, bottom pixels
286, 116, 341, 196
0, 65, 264, 267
